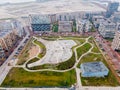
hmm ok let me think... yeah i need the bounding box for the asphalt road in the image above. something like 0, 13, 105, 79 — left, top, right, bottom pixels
0, 26, 30, 85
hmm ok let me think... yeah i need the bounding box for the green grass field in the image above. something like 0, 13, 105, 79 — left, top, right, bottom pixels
52, 23, 58, 32
76, 43, 91, 59
88, 37, 100, 53
5, 36, 119, 87
34, 39, 46, 58
1, 68, 76, 87
81, 71, 119, 86
26, 57, 39, 65
78, 37, 119, 86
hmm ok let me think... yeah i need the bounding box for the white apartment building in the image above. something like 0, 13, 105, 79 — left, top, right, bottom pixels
112, 31, 120, 51
92, 15, 105, 28
76, 19, 92, 33
98, 20, 116, 38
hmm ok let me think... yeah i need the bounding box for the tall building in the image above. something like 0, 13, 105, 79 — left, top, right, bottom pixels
58, 21, 73, 32
106, 2, 119, 18
76, 19, 92, 33
112, 31, 120, 51
98, 20, 116, 38
12, 19, 25, 37
92, 15, 105, 28
0, 20, 24, 62
29, 14, 51, 33
111, 12, 120, 23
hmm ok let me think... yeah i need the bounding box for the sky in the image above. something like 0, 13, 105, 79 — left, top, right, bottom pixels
0, 0, 120, 4
0, 0, 35, 4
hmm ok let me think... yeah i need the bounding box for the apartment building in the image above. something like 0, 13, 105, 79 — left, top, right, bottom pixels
92, 15, 105, 28
106, 2, 119, 18
58, 21, 73, 32
98, 20, 116, 38
29, 14, 51, 33
0, 20, 24, 61
76, 19, 92, 33
112, 31, 120, 51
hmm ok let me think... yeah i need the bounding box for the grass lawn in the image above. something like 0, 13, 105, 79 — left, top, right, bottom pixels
41, 36, 59, 41
77, 37, 119, 86
34, 39, 46, 58
91, 26, 96, 32
81, 70, 119, 86
77, 53, 105, 67
63, 36, 88, 38
1, 68, 76, 87
52, 23, 58, 32
76, 43, 91, 59
74, 39, 85, 45
72, 20, 76, 32
78, 53, 119, 86
88, 37, 100, 53
26, 57, 39, 65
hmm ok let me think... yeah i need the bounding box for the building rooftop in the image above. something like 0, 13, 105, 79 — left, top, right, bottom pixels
81, 62, 109, 73
30, 14, 51, 24
77, 19, 90, 24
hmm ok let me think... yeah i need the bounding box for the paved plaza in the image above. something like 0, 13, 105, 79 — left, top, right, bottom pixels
28, 38, 77, 68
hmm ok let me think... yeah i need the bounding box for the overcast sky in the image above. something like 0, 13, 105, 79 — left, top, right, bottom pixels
0, 0, 120, 4
0, 0, 35, 4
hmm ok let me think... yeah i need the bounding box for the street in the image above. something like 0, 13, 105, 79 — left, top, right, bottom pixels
0, 26, 30, 85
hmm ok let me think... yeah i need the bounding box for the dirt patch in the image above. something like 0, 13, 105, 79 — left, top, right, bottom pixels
28, 45, 40, 59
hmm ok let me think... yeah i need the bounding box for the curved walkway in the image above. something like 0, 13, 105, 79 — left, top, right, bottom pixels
14, 36, 102, 89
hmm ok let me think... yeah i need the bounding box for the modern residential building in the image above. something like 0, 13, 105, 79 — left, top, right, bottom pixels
92, 15, 105, 28
112, 30, 120, 51
110, 12, 120, 33
0, 20, 24, 61
76, 19, 92, 33
12, 19, 25, 37
58, 21, 73, 32
106, 2, 119, 18
111, 12, 120, 23
29, 14, 51, 33
98, 20, 116, 38
80, 62, 109, 77
49, 14, 57, 23
0, 45, 5, 62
